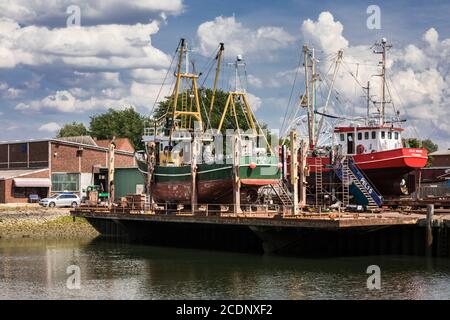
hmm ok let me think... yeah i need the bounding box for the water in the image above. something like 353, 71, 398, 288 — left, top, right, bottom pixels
0, 237, 449, 300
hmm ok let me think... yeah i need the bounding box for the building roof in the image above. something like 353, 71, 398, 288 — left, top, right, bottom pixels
430, 149, 450, 156
95, 138, 135, 153
58, 136, 97, 146
0, 137, 135, 155
0, 169, 48, 180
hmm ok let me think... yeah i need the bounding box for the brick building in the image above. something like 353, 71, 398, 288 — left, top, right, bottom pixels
0, 136, 136, 203
429, 149, 450, 167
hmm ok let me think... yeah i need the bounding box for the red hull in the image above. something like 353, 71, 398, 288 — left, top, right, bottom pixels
304, 148, 428, 196
307, 148, 427, 173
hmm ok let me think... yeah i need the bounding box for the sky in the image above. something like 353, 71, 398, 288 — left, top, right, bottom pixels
0, 0, 448, 149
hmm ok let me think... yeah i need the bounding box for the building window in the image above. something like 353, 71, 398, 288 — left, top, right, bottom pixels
340, 134, 345, 142
364, 132, 369, 140
358, 132, 362, 140
372, 131, 376, 139
388, 131, 392, 139
20, 144, 28, 153
395, 132, 399, 140
381, 131, 385, 139
51, 173, 80, 192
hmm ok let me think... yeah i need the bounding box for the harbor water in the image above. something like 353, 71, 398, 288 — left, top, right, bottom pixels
0, 237, 449, 300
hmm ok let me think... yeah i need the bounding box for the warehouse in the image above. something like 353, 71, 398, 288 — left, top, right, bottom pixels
0, 136, 136, 203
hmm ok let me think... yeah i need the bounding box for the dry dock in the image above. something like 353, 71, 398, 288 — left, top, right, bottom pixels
71, 205, 450, 258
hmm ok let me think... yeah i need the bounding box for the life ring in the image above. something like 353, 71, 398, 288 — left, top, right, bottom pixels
356, 144, 365, 154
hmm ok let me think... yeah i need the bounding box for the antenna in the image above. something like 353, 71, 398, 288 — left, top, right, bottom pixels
228, 55, 246, 92
373, 37, 392, 125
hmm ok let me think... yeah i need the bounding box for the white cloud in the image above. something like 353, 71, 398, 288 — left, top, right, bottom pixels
0, 18, 170, 70
296, 12, 449, 149
15, 90, 132, 113
301, 11, 348, 54
423, 27, 439, 48
247, 74, 263, 89
0, 0, 183, 24
247, 93, 262, 112
0, 81, 23, 99
196, 16, 295, 58
39, 122, 61, 132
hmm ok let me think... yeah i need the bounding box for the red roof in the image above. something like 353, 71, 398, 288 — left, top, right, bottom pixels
95, 138, 135, 153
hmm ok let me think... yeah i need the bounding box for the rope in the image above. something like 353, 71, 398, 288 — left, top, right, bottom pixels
280, 45, 303, 137
150, 42, 179, 117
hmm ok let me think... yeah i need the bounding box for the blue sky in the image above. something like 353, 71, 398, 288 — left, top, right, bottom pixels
0, 0, 448, 148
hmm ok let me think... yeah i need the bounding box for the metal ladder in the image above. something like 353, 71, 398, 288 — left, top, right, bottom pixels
181, 89, 188, 127
271, 181, 293, 206
315, 157, 323, 207
341, 158, 350, 207
347, 170, 377, 207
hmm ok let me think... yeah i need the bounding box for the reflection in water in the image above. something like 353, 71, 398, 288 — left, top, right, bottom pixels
0, 237, 449, 300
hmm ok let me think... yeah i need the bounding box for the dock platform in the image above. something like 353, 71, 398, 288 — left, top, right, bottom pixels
71, 206, 450, 257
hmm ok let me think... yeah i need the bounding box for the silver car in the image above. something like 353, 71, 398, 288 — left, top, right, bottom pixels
39, 193, 81, 208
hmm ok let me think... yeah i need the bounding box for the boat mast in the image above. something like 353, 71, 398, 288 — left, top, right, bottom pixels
363, 81, 370, 125
303, 45, 313, 150
170, 38, 185, 139
312, 48, 318, 149
373, 38, 392, 125
209, 43, 225, 114
316, 49, 343, 144
169, 38, 203, 141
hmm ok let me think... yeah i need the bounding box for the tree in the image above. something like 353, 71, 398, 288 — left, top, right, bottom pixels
154, 88, 263, 132
403, 137, 438, 167
89, 108, 150, 150
57, 122, 88, 138
422, 139, 438, 154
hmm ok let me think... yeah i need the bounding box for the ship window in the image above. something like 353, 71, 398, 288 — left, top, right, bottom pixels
364, 132, 369, 140
340, 134, 344, 142
357, 132, 362, 140
381, 131, 385, 139
372, 131, 376, 139
388, 131, 392, 139
395, 132, 399, 140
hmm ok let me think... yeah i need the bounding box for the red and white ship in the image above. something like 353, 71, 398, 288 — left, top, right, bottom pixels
298, 39, 428, 196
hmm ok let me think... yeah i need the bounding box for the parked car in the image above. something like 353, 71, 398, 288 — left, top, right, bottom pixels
39, 193, 81, 208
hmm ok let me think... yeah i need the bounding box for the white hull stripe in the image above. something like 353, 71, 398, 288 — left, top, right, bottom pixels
353, 155, 427, 165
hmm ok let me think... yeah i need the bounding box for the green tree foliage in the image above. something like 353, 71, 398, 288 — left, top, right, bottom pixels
89, 108, 150, 150
421, 139, 438, 154
403, 137, 439, 167
153, 88, 262, 132
57, 122, 88, 138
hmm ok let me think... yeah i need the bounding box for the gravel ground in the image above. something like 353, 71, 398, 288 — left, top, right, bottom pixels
0, 205, 99, 239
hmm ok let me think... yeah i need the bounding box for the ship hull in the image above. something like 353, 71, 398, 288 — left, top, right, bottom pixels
306, 148, 428, 196
151, 157, 281, 204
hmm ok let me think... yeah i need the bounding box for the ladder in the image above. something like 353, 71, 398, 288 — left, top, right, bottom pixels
181, 89, 188, 127
347, 170, 377, 207
341, 158, 350, 207
271, 181, 293, 206
315, 157, 323, 207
